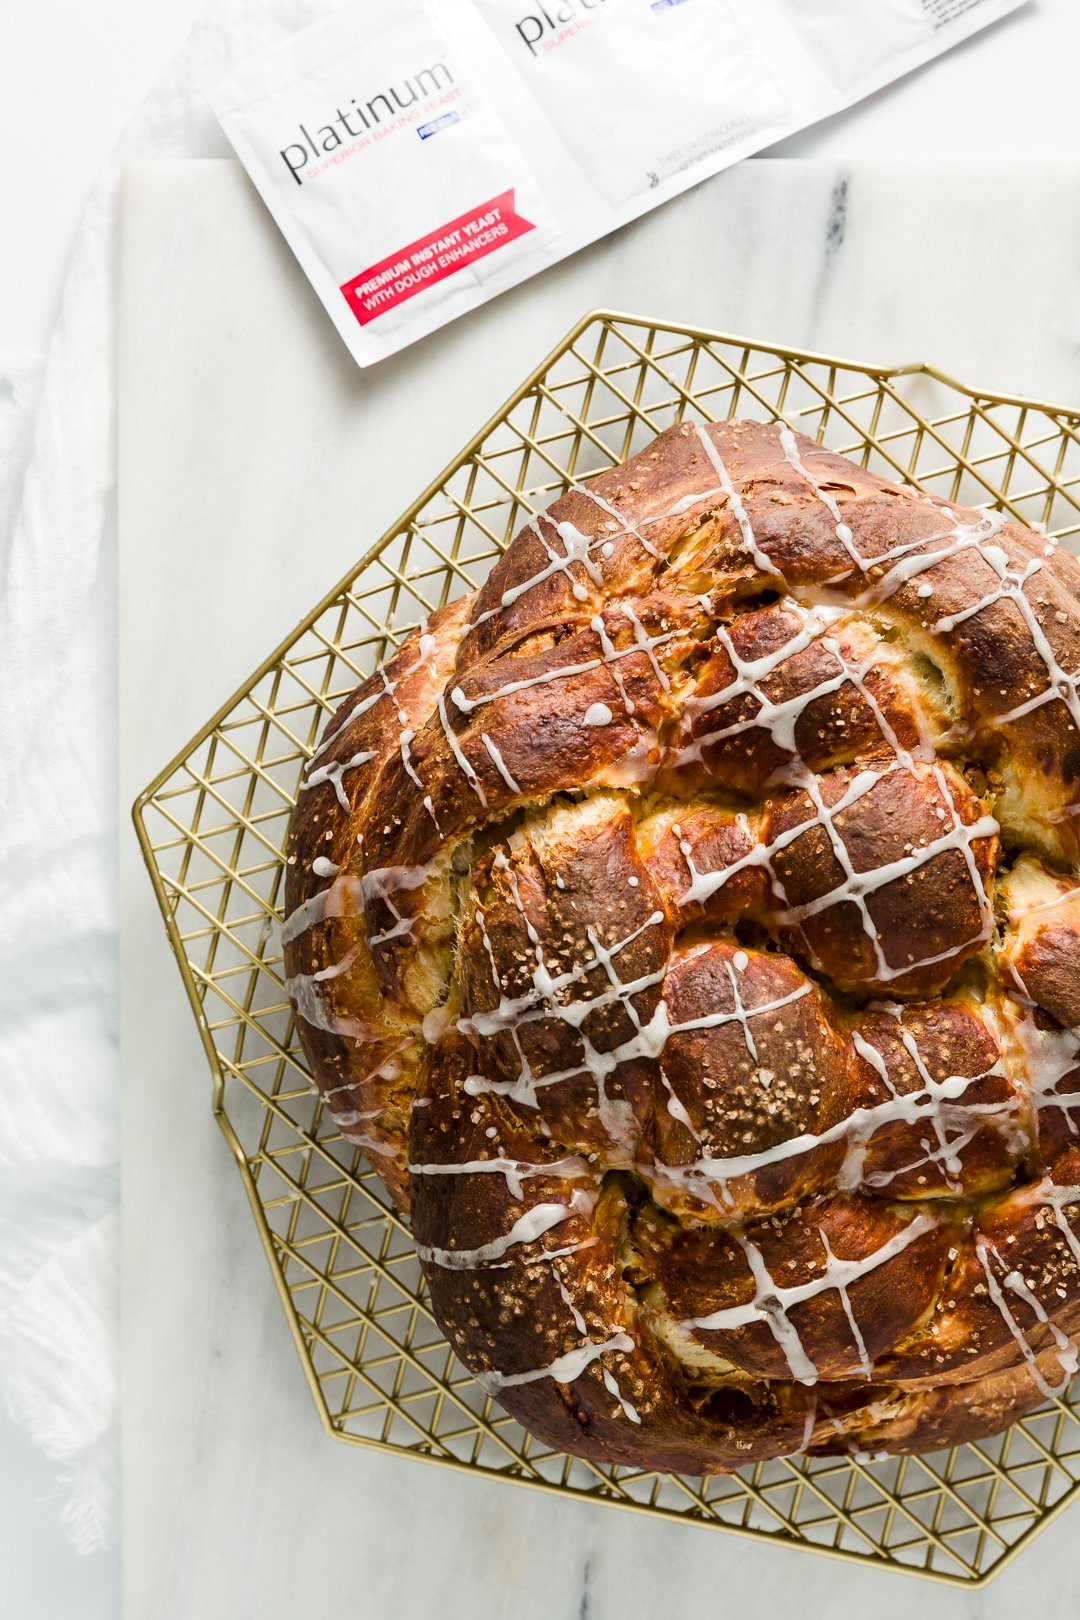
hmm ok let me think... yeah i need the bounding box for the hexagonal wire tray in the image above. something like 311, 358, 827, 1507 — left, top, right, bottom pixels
134, 310, 1080, 1586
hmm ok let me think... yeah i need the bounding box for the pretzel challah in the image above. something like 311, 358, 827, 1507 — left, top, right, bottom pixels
283, 419, 1080, 1471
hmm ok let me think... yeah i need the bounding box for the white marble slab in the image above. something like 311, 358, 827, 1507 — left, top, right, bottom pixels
119, 156, 1080, 1620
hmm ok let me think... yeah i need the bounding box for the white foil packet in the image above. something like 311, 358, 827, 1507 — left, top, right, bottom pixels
472, 0, 791, 206
210, 0, 1026, 366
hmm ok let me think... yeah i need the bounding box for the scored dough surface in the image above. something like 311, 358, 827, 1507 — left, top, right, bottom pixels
283, 419, 1080, 1472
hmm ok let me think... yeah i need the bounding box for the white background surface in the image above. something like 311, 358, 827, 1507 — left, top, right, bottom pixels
5, 0, 1080, 1616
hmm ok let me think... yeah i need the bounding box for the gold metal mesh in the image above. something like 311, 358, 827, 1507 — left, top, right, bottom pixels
133, 311, 1080, 1586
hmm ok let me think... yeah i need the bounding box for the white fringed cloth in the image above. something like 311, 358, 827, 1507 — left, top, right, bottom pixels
0, 0, 341, 1550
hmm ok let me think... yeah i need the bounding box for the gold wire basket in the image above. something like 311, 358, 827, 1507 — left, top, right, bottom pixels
134, 310, 1080, 1586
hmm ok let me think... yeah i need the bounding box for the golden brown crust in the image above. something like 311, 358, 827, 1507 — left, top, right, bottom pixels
283, 419, 1080, 1471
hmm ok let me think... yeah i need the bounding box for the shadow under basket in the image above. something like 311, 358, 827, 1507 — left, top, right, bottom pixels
134, 310, 1080, 1586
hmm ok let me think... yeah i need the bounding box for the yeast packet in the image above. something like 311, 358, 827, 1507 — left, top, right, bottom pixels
210, 0, 562, 362
210, 0, 1027, 366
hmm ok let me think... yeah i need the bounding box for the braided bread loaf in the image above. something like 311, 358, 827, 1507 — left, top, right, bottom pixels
283, 419, 1080, 1471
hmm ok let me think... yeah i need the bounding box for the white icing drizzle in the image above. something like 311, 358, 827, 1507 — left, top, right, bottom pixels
779, 429, 1013, 611
360, 862, 435, 950
301, 749, 377, 812
682, 1214, 938, 1385
590, 612, 638, 717
575, 483, 661, 562
283, 946, 363, 1037
654, 1055, 1006, 1202
459, 866, 668, 1145
518, 1246, 641, 1423
583, 703, 614, 727
301, 629, 448, 827
406, 1154, 591, 1201
451, 611, 680, 722
461, 852, 667, 1145
936, 543, 1080, 735
416, 1192, 594, 1270
474, 1335, 635, 1396
600, 1365, 641, 1424
1040, 1182, 1080, 1269
667, 579, 998, 985
326, 1104, 382, 1128
338, 1129, 399, 1157
459, 817, 1010, 1207
481, 732, 522, 793
674, 748, 996, 986
1009, 1002, 1080, 1138
437, 689, 486, 807
779, 427, 862, 571
670, 599, 847, 763
621, 599, 670, 692
463, 477, 673, 645
307, 684, 385, 768
855, 506, 1007, 607
281, 873, 363, 947
464, 512, 604, 642
975, 1236, 1080, 1398
694, 423, 783, 579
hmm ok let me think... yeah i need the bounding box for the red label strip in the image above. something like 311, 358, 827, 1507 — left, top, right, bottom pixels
340, 189, 534, 327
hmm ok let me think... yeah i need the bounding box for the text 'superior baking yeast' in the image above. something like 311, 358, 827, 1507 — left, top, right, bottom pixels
210, 0, 1027, 367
